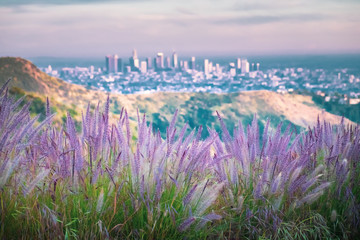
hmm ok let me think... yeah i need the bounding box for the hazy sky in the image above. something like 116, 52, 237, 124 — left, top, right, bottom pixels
0, 0, 360, 57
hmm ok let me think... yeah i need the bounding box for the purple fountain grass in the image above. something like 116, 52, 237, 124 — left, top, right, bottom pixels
1, 79, 360, 239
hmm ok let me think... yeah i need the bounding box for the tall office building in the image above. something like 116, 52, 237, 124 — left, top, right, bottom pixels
166, 56, 171, 68
140, 61, 147, 73
117, 58, 123, 73
134, 58, 139, 69
113, 55, 118, 73
129, 49, 139, 70
183, 61, 189, 71
216, 63, 221, 75
241, 59, 250, 74
236, 58, 241, 69
105, 55, 117, 73
105, 55, 110, 73
236, 58, 241, 74
172, 52, 178, 69
251, 63, 255, 72
146, 57, 152, 69
133, 49, 138, 59
190, 56, 196, 70
256, 63, 260, 71
156, 52, 164, 70
204, 59, 209, 76
208, 62, 213, 73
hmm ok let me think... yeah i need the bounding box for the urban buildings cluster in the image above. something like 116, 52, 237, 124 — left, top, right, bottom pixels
42, 50, 360, 105
104, 49, 259, 77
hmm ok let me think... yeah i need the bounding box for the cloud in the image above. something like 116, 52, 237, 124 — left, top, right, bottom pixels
212, 13, 330, 25
175, 7, 196, 16
0, 0, 151, 6
233, 1, 304, 12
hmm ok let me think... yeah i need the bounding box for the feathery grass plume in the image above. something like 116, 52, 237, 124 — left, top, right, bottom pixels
0, 156, 20, 189
178, 216, 196, 232
194, 182, 224, 216
96, 188, 105, 213
197, 213, 222, 229
183, 184, 198, 206
0, 77, 11, 95
23, 169, 50, 196
66, 112, 83, 171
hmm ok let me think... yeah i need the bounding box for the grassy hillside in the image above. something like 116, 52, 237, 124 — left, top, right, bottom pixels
0, 57, 352, 137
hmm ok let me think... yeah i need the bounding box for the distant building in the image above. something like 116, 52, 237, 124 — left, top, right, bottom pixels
156, 52, 164, 70
129, 49, 139, 70
236, 58, 241, 69
146, 57, 152, 69
216, 63, 221, 75
236, 58, 241, 74
241, 59, 250, 74
204, 59, 209, 76
208, 62, 213, 74
256, 63, 260, 71
117, 58, 123, 73
172, 52, 178, 69
105, 55, 118, 73
166, 56, 171, 68
153, 57, 157, 70
190, 56, 196, 70
140, 61, 147, 73
183, 61, 189, 71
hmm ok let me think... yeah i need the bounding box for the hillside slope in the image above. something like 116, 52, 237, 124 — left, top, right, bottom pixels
0, 56, 353, 136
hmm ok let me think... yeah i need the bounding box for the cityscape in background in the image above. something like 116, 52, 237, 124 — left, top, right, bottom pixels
40, 51, 360, 105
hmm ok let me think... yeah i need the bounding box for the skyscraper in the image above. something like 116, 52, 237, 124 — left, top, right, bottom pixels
129, 49, 139, 70
146, 57, 152, 69
117, 57, 123, 73
133, 49, 138, 59
183, 61, 189, 71
241, 59, 250, 74
166, 56, 171, 68
172, 52, 178, 69
190, 56, 196, 70
215, 63, 221, 75
256, 63, 260, 71
236, 58, 241, 74
236, 58, 241, 69
204, 59, 209, 76
113, 54, 118, 73
105, 55, 117, 73
208, 62, 213, 74
140, 61, 147, 73
156, 52, 164, 70
153, 57, 157, 70
105, 55, 110, 73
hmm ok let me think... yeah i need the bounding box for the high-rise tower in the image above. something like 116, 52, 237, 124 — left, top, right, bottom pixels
105, 55, 117, 73
204, 59, 209, 76
156, 52, 164, 70
190, 56, 196, 70
241, 59, 250, 74
130, 49, 139, 70
172, 52, 178, 69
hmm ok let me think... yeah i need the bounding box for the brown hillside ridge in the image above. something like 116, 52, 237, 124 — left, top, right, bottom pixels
0, 56, 353, 129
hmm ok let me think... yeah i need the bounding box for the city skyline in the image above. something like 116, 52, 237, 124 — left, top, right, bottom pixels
1, 0, 360, 57
103, 49, 256, 75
